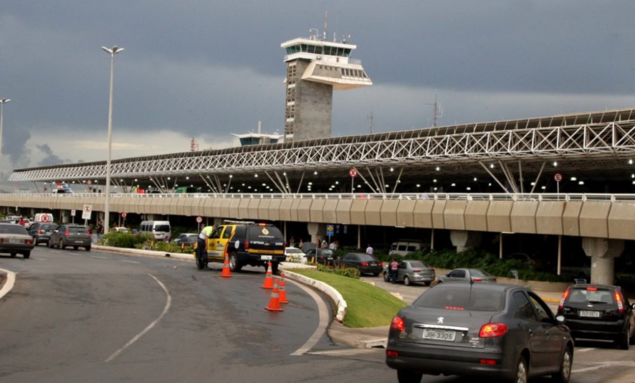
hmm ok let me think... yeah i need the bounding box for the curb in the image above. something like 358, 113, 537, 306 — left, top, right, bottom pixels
282, 268, 348, 322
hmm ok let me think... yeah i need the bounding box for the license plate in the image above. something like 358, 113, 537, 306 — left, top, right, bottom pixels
579, 310, 601, 318
370, 262, 377, 266
9, 239, 22, 244
75, 240, 84, 243
422, 329, 456, 341
261, 255, 272, 260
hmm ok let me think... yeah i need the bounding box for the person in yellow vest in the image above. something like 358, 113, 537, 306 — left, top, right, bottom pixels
195, 228, 211, 270
202, 225, 215, 238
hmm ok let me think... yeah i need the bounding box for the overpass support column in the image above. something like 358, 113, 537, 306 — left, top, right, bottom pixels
450, 231, 482, 252
582, 237, 623, 285
307, 222, 325, 246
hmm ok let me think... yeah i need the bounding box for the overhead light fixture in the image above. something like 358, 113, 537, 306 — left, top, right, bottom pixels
451, 183, 456, 187
474, 177, 477, 182
553, 161, 558, 167
578, 181, 584, 185
490, 164, 495, 168
416, 184, 420, 187
466, 187, 471, 191
541, 186, 546, 190
571, 176, 577, 181
630, 159, 633, 165
435, 166, 440, 171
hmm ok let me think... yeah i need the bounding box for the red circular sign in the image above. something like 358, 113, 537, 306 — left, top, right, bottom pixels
196, 216, 203, 223
554, 173, 562, 182
42, 215, 49, 222
349, 168, 358, 177
121, 212, 127, 218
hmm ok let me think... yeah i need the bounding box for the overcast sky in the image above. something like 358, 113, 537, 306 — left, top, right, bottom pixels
2, 1, 635, 189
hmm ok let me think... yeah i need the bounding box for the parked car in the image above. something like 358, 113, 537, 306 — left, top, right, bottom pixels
174, 233, 198, 247
388, 239, 429, 257
28, 222, 59, 246
111, 227, 130, 233
0, 222, 35, 258
557, 283, 635, 350
284, 246, 306, 263
49, 224, 91, 251
335, 252, 382, 276
305, 248, 334, 265
503, 252, 551, 272
386, 282, 574, 382
436, 268, 497, 284
383, 260, 435, 286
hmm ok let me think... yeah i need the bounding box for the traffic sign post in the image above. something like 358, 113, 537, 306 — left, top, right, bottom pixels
71, 209, 76, 224
554, 173, 562, 200
82, 204, 92, 227
349, 168, 358, 193
196, 216, 203, 231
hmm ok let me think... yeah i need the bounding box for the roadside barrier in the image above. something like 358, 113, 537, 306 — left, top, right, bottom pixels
278, 273, 288, 304
265, 278, 283, 312
262, 261, 274, 289
220, 254, 232, 278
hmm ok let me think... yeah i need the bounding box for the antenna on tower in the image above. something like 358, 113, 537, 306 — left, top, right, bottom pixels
323, 11, 328, 41
425, 93, 443, 127
368, 110, 374, 134
191, 137, 199, 152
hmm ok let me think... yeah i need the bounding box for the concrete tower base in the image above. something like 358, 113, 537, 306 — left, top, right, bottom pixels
582, 237, 624, 285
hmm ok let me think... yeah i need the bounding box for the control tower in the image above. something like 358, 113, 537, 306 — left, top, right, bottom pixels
281, 29, 372, 141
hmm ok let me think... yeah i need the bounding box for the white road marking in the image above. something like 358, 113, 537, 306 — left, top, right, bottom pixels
573, 361, 635, 373
0, 267, 16, 299
576, 347, 596, 353
91, 256, 110, 259
290, 279, 330, 356
104, 274, 172, 362
120, 260, 140, 264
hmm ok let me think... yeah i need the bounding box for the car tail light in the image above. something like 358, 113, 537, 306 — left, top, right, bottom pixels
64, 228, 70, 237
444, 306, 465, 310
390, 316, 404, 332
559, 288, 570, 309
258, 223, 266, 227
479, 323, 508, 337
361, 262, 369, 267
473, 278, 482, 282
492, 278, 497, 282
0, 239, 4, 244
386, 350, 399, 357
38, 229, 44, 234
85, 228, 90, 235
25, 238, 34, 245
244, 240, 249, 250
412, 269, 421, 273
480, 359, 497, 365
586, 287, 598, 291
615, 291, 624, 313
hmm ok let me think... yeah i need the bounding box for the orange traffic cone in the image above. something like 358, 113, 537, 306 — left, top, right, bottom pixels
265, 278, 284, 312
220, 253, 232, 278
261, 261, 274, 289
278, 273, 288, 304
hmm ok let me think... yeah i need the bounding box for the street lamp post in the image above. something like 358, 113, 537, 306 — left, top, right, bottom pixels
102, 46, 124, 235
0, 98, 10, 182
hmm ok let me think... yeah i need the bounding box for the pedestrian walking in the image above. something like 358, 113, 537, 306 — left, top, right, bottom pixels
390, 258, 399, 284
366, 244, 374, 256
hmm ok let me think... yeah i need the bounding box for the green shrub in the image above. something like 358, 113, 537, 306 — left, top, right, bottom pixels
316, 264, 361, 279
101, 232, 153, 248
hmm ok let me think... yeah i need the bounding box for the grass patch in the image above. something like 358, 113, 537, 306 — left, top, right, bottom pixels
290, 269, 407, 328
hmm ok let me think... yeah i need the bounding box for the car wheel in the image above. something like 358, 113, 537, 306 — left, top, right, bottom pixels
397, 370, 422, 383
10, 253, 16, 257
372, 272, 380, 276
85, 246, 91, 252
271, 262, 279, 275
48, 239, 53, 248
513, 356, 528, 383
229, 252, 242, 272
630, 324, 635, 345
73, 246, 78, 250
23, 252, 31, 259
552, 347, 572, 383
384, 272, 390, 282
59, 239, 65, 249
619, 324, 630, 350
404, 276, 413, 286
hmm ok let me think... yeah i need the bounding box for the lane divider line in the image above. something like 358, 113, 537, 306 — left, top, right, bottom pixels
290, 280, 330, 356
104, 274, 172, 362
0, 267, 16, 300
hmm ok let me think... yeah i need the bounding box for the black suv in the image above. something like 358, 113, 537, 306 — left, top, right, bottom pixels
28, 222, 59, 246
205, 221, 285, 274
557, 284, 635, 350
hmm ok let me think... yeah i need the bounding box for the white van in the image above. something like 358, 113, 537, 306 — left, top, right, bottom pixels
139, 220, 171, 241
34, 213, 54, 224
389, 239, 429, 257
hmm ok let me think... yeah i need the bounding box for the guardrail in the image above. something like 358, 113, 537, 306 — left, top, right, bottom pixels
4, 192, 635, 203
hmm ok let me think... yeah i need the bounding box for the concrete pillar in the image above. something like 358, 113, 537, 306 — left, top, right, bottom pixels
582, 237, 624, 285
450, 231, 482, 252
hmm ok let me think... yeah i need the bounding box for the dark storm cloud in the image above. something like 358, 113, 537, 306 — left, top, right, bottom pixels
3, 128, 31, 170
36, 144, 68, 167
2, 0, 635, 171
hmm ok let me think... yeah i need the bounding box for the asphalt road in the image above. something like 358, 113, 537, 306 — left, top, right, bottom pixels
0, 247, 634, 383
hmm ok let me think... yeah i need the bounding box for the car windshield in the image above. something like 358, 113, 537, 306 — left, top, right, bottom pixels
286, 248, 302, 254
408, 260, 427, 268
320, 249, 333, 256
356, 253, 374, 261
413, 286, 504, 312
0, 224, 28, 234
42, 224, 57, 229
248, 226, 283, 240
154, 225, 170, 233
68, 227, 87, 233
470, 269, 492, 277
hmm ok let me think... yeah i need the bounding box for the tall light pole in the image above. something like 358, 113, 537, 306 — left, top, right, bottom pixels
0, 98, 10, 183
102, 46, 124, 235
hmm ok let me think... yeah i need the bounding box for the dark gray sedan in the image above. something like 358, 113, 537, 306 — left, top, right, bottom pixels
335, 252, 382, 276
386, 283, 573, 382
383, 260, 435, 286
49, 224, 91, 251
436, 268, 497, 284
